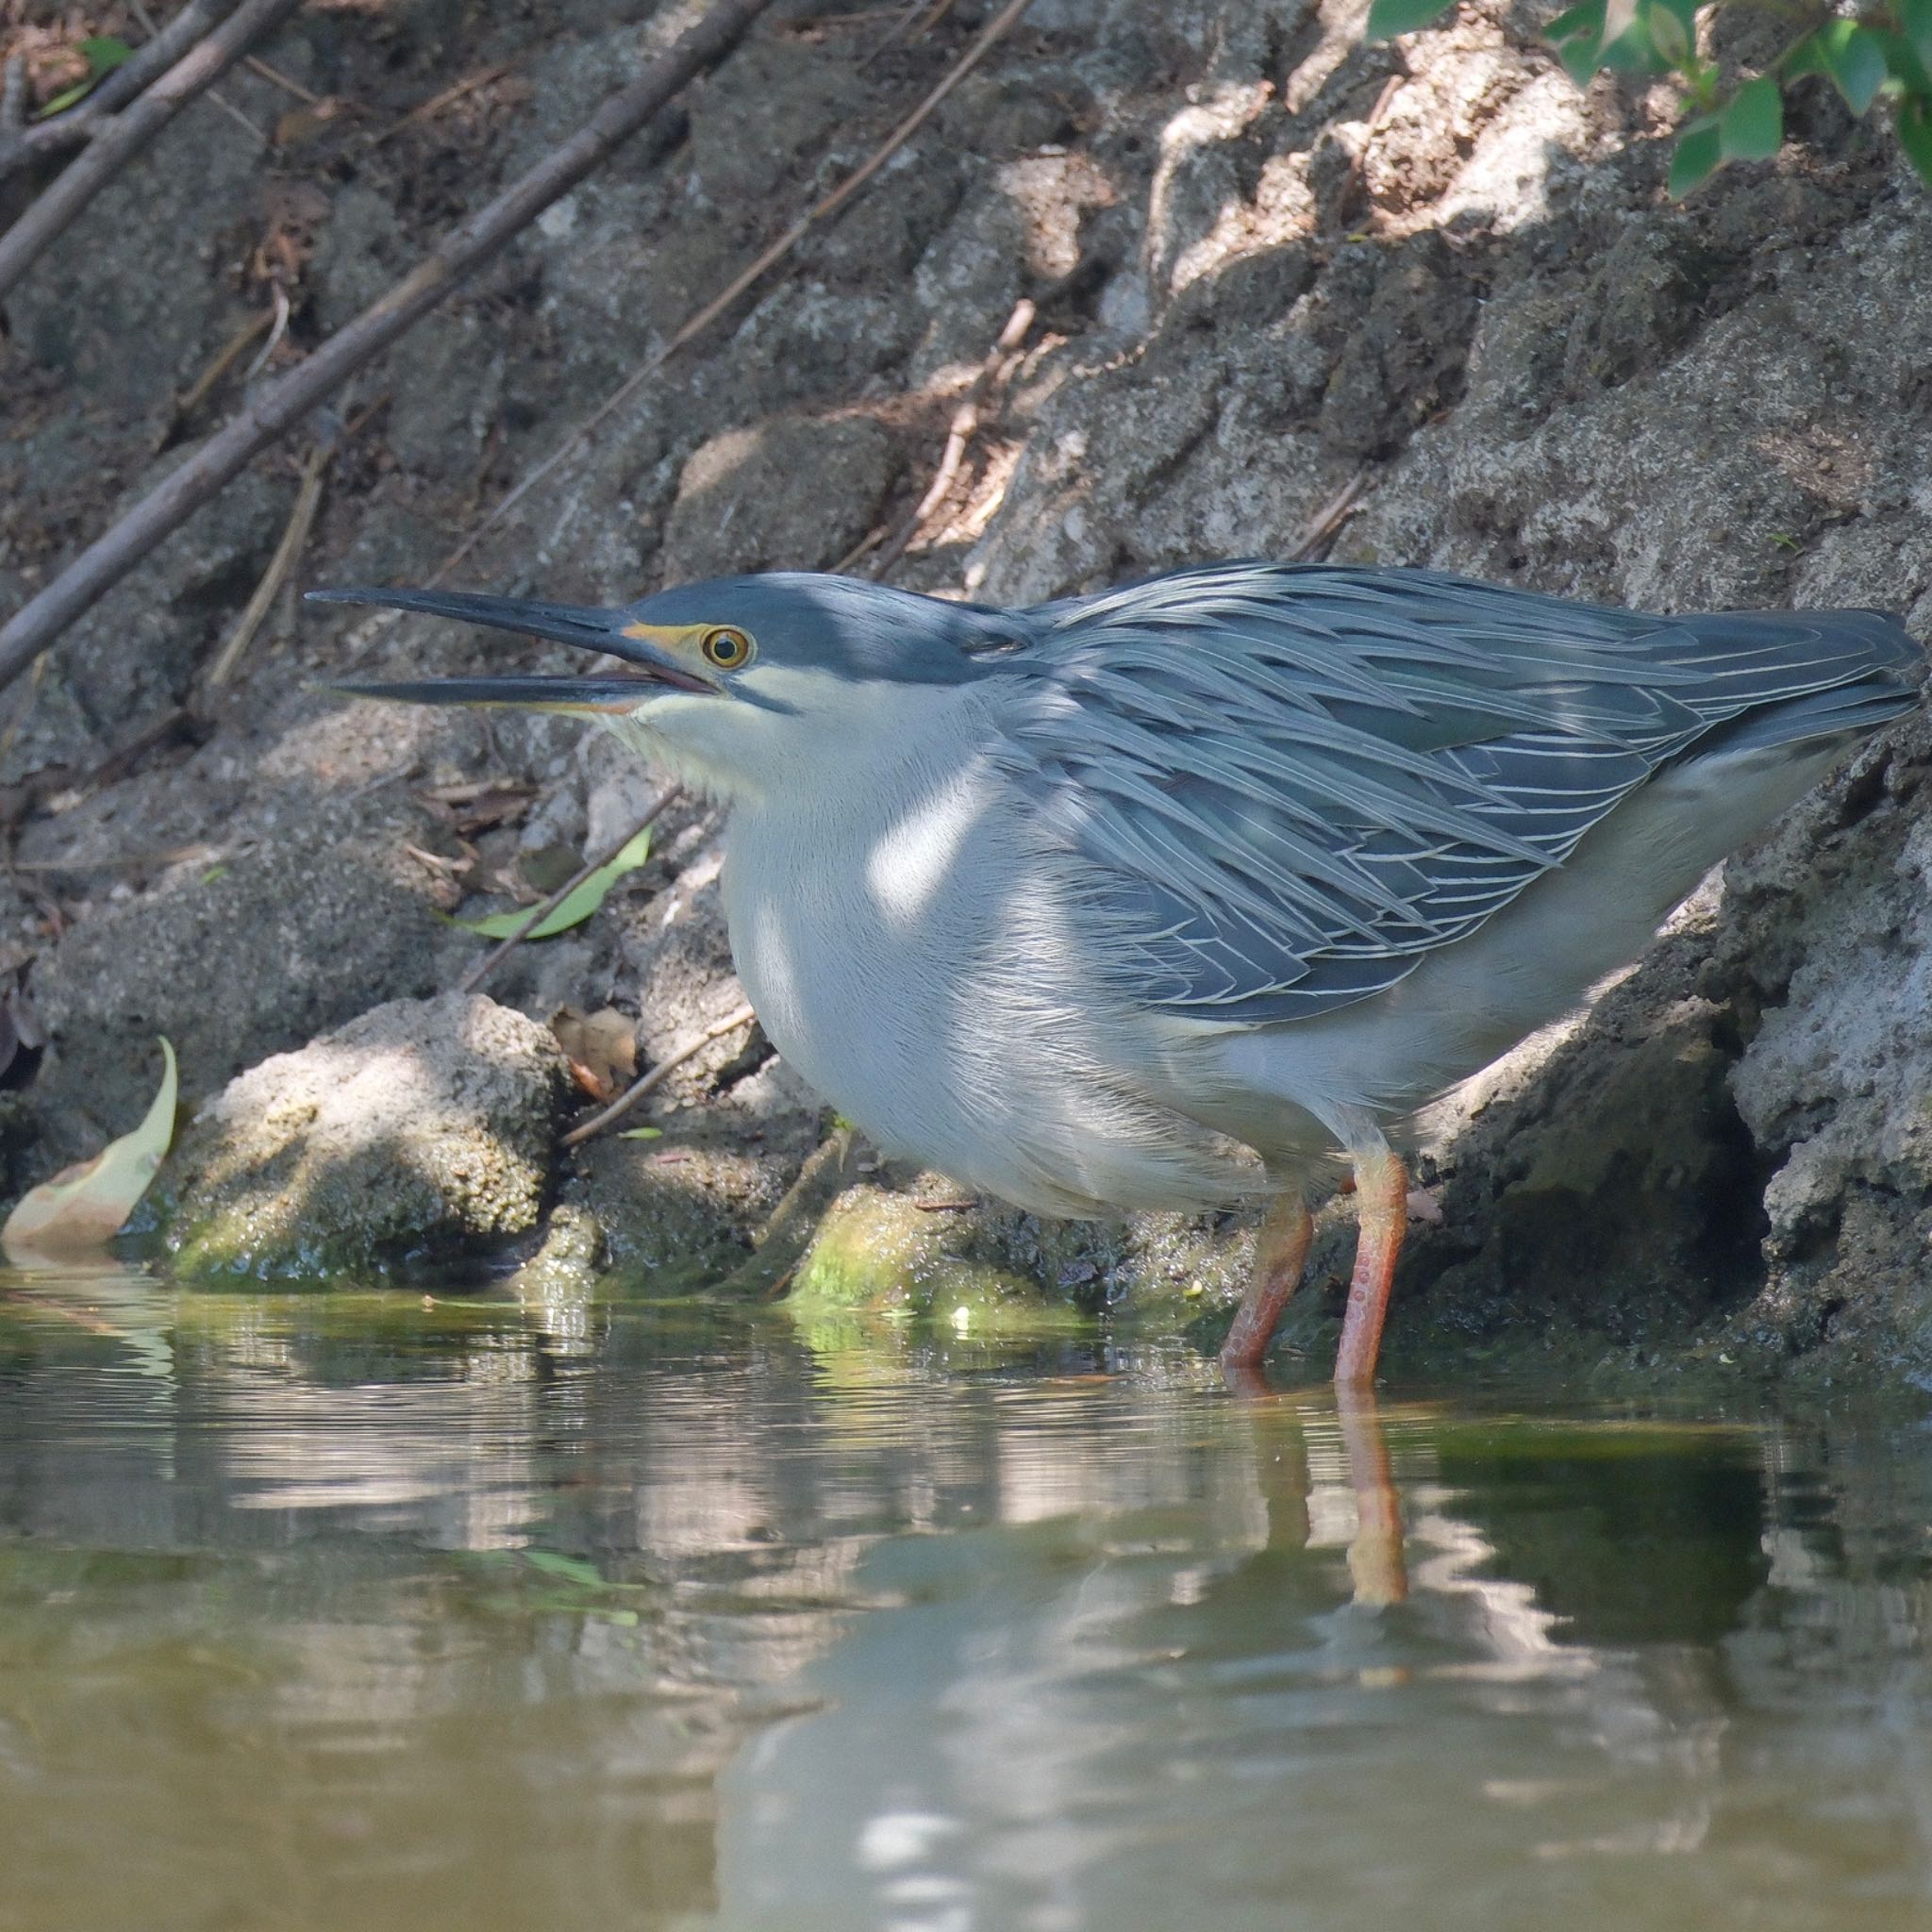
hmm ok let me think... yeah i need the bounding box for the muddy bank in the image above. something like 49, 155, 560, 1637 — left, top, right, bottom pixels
2, 0, 1928, 1379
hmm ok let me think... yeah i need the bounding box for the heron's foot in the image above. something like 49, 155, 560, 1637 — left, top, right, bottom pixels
1334, 1148, 1407, 1386
1218, 1196, 1314, 1379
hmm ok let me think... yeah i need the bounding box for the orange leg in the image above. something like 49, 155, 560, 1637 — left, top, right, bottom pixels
1220, 1195, 1314, 1380
1334, 1146, 1406, 1387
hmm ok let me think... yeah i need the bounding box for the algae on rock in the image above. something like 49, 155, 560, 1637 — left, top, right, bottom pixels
168, 994, 570, 1282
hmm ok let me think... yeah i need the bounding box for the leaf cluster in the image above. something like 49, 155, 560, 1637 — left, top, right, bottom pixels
1363, 0, 1932, 192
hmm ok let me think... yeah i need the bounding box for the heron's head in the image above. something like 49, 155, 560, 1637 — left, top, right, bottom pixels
308, 573, 1032, 800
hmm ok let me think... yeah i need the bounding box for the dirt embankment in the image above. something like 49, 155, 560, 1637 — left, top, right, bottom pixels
2, 0, 1928, 1377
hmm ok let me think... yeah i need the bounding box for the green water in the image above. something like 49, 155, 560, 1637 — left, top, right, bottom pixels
2, 1268, 1930, 1931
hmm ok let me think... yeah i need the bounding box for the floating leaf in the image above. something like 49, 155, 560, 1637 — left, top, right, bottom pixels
452, 827, 653, 940
3, 1040, 175, 1264
1720, 76, 1783, 160
1668, 118, 1724, 195
31, 36, 134, 120
1365, 0, 1455, 37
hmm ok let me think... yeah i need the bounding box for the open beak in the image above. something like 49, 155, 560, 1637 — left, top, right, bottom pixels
305, 585, 715, 711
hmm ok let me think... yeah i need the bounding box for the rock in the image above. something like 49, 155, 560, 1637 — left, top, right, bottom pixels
168, 994, 570, 1281
507, 1200, 608, 1302
31, 811, 450, 1158
659, 414, 904, 580
789, 1179, 1041, 1325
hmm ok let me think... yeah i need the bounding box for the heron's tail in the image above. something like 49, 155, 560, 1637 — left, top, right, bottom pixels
1664, 608, 1922, 761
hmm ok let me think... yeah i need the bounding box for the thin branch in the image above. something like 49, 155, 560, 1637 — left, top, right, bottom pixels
560, 1005, 757, 1147
870, 296, 1033, 576
425, 0, 1040, 591
241, 281, 291, 384
206, 439, 328, 686
1289, 467, 1371, 562
165, 302, 275, 437
242, 53, 318, 103
0, 1, 229, 183
0, 0, 778, 698
124, 0, 263, 147
0, 0, 300, 302
865, 0, 960, 63
363, 60, 514, 152
454, 785, 681, 996
0, 56, 25, 139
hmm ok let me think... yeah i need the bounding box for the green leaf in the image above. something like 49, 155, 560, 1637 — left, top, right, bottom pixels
1668, 118, 1724, 195
1594, 0, 1667, 74
1815, 20, 1890, 113
1365, 0, 1456, 36
78, 36, 135, 74
451, 826, 653, 940
1546, 0, 1608, 84
1901, 0, 1932, 70
3, 1039, 175, 1263
1899, 95, 1932, 184
30, 36, 134, 119
1644, 0, 1691, 68
616, 1126, 662, 1141
1720, 76, 1783, 159
1866, 27, 1932, 97
1782, 29, 1827, 80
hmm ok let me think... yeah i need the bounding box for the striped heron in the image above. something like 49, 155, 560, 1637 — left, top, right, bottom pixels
311, 563, 1921, 1381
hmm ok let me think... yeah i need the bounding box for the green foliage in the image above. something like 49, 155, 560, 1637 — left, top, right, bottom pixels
32, 36, 134, 120
1365, 0, 1932, 192
450, 825, 653, 940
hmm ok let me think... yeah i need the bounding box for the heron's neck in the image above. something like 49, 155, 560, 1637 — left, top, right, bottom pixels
600, 680, 990, 811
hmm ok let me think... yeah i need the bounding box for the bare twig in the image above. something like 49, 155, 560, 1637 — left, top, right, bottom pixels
206, 439, 327, 686
560, 1005, 757, 1147
1289, 467, 1371, 563
242, 53, 318, 103
197, 81, 270, 147
125, 0, 264, 146
0, 1, 228, 182
0, 56, 25, 139
0, 0, 299, 302
425, 0, 1039, 591
0, 0, 778, 698
165, 302, 275, 437
364, 60, 514, 152
455, 786, 681, 996
865, 0, 959, 63
870, 296, 1033, 576
241, 281, 291, 384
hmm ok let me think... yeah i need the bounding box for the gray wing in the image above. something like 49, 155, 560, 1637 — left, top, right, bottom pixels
998, 563, 1918, 1024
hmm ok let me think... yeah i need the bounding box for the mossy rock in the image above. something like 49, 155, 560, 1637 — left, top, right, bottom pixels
167, 993, 570, 1284
790, 1182, 1081, 1333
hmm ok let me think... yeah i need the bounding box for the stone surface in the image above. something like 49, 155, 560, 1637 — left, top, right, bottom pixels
168, 993, 571, 1281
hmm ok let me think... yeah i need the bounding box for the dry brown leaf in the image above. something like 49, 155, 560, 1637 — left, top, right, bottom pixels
3, 1039, 175, 1265
550, 1006, 637, 1104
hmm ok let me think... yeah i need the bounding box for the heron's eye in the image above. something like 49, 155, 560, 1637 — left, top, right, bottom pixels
701, 625, 753, 671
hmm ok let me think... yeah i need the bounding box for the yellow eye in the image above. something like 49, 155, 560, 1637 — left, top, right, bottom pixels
701, 625, 753, 670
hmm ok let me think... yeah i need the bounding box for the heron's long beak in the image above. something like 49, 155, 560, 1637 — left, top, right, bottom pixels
305, 585, 714, 711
